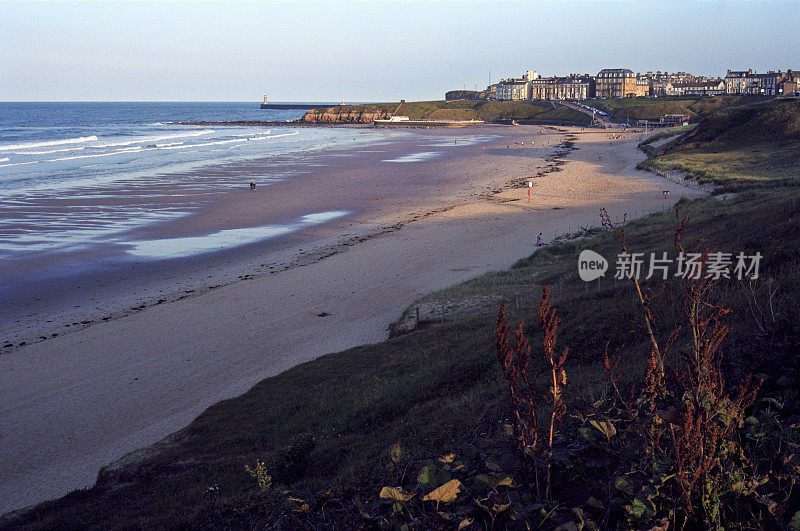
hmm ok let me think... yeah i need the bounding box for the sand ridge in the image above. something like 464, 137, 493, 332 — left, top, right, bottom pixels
0, 125, 706, 514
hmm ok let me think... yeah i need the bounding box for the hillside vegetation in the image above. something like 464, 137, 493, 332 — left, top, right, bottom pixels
302, 100, 592, 125
305, 95, 773, 126
640, 98, 800, 191
584, 94, 767, 123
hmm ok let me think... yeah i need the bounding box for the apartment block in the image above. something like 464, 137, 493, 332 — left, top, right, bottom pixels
665, 80, 725, 96
596, 69, 639, 98
496, 78, 530, 100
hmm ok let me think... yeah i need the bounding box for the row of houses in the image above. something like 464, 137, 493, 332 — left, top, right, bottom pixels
490, 68, 799, 101
723, 69, 800, 96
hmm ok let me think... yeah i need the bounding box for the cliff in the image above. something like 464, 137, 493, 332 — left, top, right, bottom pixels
301, 107, 393, 124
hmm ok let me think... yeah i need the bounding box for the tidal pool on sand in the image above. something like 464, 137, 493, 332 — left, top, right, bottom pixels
125, 210, 349, 259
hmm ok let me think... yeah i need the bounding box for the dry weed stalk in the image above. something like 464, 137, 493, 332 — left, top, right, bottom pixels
672, 221, 761, 523
603, 208, 762, 525
538, 285, 568, 501
496, 301, 540, 496
600, 209, 667, 399
603, 341, 629, 409
496, 286, 567, 502
741, 276, 785, 355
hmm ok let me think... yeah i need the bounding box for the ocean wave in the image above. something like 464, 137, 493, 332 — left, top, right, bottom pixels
41, 137, 253, 161
92, 129, 215, 148
0, 157, 8, 163
146, 132, 296, 151
47, 147, 144, 162
17, 146, 89, 155
0, 136, 98, 151
261, 131, 300, 140
154, 139, 241, 150
228, 130, 272, 138
157, 131, 301, 150
0, 160, 40, 168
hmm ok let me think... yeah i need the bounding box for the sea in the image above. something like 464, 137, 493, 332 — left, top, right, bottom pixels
0, 102, 387, 265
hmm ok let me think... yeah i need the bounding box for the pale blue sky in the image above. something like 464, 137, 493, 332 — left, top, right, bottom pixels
2, 1, 799, 102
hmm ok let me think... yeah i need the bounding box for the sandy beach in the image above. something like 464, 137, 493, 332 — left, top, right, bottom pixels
0, 124, 706, 514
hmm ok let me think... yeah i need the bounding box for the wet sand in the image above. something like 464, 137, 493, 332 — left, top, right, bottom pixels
0, 125, 706, 514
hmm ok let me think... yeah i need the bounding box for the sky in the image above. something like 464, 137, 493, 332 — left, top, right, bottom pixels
2, 0, 799, 102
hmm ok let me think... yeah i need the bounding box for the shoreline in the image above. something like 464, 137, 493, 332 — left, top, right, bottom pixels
0, 125, 706, 514
1, 125, 515, 350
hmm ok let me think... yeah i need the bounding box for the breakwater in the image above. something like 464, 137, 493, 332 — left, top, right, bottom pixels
260, 103, 337, 110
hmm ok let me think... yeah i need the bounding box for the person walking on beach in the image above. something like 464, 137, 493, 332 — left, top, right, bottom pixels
537, 232, 543, 246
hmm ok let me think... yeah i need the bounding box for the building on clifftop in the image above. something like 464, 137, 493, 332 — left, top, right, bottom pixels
596, 68, 639, 98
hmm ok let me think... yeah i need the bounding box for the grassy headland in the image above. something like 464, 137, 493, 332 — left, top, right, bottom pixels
640, 98, 800, 191
303, 95, 770, 126
582, 94, 769, 123
3, 99, 800, 529
302, 100, 593, 126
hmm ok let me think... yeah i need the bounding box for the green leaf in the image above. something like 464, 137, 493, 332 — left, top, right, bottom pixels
788, 510, 800, 531
418, 463, 451, 489
484, 458, 503, 472
475, 474, 515, 490
390, 443, 411, 464
755, 495, 778, 515
423, 479, 462, 506
589, 419, 617, 442
626, 496, 656, 523
615, 476, 635, 496
761, 397, 784, 409
379, 486, 414, 502
572, 507, 599, 530
586, 496, 605, 510
493, 502, 511, 513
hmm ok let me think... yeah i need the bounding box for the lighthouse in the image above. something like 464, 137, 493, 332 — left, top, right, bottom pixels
263, 94, 268, 105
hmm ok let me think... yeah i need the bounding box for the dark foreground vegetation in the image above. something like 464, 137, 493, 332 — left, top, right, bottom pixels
3, 98, 800, 530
